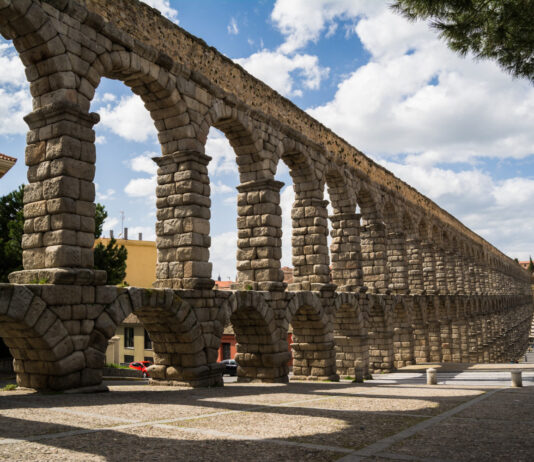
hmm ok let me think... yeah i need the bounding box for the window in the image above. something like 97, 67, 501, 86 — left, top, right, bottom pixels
144, 329, 152, 350
124, 355, 134, 363
222, 343, 231, 360
144, 356, 154, 363
124, 327, 134, 349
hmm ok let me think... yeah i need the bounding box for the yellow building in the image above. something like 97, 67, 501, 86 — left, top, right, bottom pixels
106, 314, 155, 366
95, 237, 157, 288
97, 237, 157, 365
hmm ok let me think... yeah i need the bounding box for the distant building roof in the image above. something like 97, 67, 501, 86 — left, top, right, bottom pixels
0, 153, 16, 179
215, 280, 233, 290
281, 266, 293, 284
122, 313, 141, 325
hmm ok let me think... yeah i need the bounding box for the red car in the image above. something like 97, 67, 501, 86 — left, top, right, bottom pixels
129, 361, 152, 378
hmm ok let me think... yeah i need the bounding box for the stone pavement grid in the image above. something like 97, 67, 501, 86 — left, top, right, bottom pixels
0, 372, 533, 461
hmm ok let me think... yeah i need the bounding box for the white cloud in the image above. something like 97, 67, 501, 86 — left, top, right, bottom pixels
270, 1, 534, 259
212, 181, 234, 194
125, 177, 157, 198
280, 185, 294, 267
130, 152, 158, 175
381, 159, 534, 259
306, 9, 534, 164
206, 128, 238, 175
96, 185, 116, 201
124, 153, 158, 200
271, 0, 384, 53
223, 196, 236, 206
101, 93, 116, 102
211, 231, 238, 281
0, 43, 27, 86
125, 225, 156, 241
141, 0, 179, 23
227, 17, 239, 35
92, 92, 116, 106
102, 217, 119, 238
0, 88, 32, 135
0, 43, 31, 136
95, 135, 107, 144
99, 95, 156, 142
235, 50, 329, 97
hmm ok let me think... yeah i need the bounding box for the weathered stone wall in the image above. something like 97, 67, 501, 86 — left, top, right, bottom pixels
1, 283, 531, 390
0, 0, 532, 391
73, 0, 526, 266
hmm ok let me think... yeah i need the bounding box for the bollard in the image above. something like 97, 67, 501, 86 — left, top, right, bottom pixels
426, 368, 437, 385
353, 367, 365, 383
511, 370, 522, 387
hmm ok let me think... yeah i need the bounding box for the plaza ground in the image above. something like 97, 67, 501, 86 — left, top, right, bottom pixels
1, 368, 533, 461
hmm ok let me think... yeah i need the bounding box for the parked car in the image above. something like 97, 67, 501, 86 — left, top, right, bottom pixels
219, 359, 237, 376
129, 361, 152, 378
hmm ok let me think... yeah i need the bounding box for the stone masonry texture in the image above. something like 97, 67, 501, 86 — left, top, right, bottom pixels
0, 0, 532, 391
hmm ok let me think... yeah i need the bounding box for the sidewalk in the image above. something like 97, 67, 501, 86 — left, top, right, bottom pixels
1, 369, 533, 461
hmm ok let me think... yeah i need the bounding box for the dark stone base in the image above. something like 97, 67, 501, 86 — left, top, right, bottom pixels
9, 269, 107, 285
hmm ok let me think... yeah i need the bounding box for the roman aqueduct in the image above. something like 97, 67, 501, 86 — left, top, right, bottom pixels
0, 0, 532, 390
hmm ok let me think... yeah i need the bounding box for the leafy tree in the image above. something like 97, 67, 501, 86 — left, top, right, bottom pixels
95, 203, 107, 239
391, 0, 534, 82
0, 185, 127, 284
528, 256, 534, 273
0, 186, 24, 282
94, 238, 127, 285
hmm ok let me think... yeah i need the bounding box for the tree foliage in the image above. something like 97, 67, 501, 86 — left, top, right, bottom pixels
95, 203, 107, 239
391, 0, 534, 82
94, 238, 127, 285
0, 185, 24, 282
528, 256, 534, 273
0, 185, 127, 285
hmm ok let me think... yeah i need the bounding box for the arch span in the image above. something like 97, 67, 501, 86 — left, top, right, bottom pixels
286, 291, 338, 381
227, 291, 289, 383
90, 287, 223, 387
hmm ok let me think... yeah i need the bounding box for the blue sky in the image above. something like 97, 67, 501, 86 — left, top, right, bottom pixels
1, 0, 534, 280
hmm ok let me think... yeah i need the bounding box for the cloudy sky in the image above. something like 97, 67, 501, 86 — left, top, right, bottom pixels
1, 0, 533, 280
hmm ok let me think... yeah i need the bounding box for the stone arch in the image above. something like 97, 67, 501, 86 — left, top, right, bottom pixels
381, 199, 402, 233
367, 295, 394, 372
382, 200, 409, 294
0, 285, 77, 391
203, 102, 266, 178
425, 295, 442, 362
441, 230, 457, 294
286, 291, 337, 380
89, 49, 185, 154
88, 287, 222, 387
325, 165, 362, 289
324, 164, 357, 214
436, 296, 454, 361
0, 1, 64, 98
411, 296, 430, 363
357, 187, 389, 293
430, 223, 448, 293
332, 292, 368, 378
454, 298, 470, 362
276, 137, 323, 199
391, 296, 415, 368
276, 138, 330, 289
417, 216, 429, 241
402, 210, 417, 240
356, 186, 381, 224
195, 107, 284, 290
226, 291, 289, 382
404, 211, 424, 294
